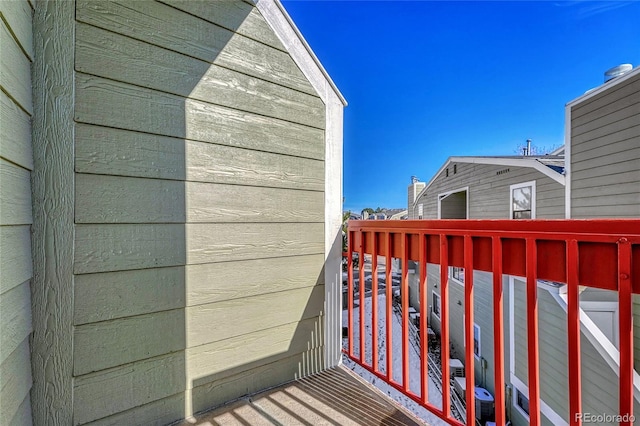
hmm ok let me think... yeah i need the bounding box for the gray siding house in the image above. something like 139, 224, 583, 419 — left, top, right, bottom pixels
0, 1, 345, 424
408, 68, 640, 426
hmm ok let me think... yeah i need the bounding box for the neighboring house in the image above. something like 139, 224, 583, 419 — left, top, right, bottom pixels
407, 65, 640, 426
389, 209, 408, 220
0, 1, 345, 425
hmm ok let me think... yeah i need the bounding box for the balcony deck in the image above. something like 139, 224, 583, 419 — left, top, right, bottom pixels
180, 366, 425, 426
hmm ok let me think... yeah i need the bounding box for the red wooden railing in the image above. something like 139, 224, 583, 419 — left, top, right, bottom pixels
343, 219, 640, 426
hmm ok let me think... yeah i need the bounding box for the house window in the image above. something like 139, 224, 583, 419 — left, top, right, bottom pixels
474, 323, 481, 359
453, 164, 457, 174
515, 388, 530, 418
510, 181, 536, 219
432, 292, 441, 319
450, 266, 464, 285
446, 168, 449, 177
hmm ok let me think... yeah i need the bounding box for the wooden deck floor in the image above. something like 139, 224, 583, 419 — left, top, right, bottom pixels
179, 366, 426, 426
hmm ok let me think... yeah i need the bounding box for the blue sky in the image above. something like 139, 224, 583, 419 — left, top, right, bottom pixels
282, 1, 640, 213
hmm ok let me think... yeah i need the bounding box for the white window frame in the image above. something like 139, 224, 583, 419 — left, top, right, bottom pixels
432, 291, 441, 319
513, 385, 530, 420
437, 186, 469, 219
473, 323, 481, 360
509, 181, 536, 219
449, 266, 465, 286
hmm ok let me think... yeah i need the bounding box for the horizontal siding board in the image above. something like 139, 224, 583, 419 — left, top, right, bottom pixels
186, 223, 324, 265
75, 0, 316, 96
186, 182, 324, 223
0, 22, 32, 114
187, 254, 324, 306
73, 352, 185, 425
0, 279, 32, 365
74, 224, 186, 274
187, 316, 323, 386
187, 285, 325, 348
76, 173, 186, 224
158, 0, 285, 50
0, 225, 32, 295
0, 0, 33, 59
0, 88, 33, 170
571, 122, 640, 149
572, 87, 640, 128
571, 158, 639, 184
75, 124, 186, 181
572, 73, 640, 119
572, 192, 640, 207
570, 206, 640, 218
83, 393, 184, 426
572, 145, 640, 172
75, 74, 325, 160
190, 352, 307, 414
572, 114, 638, 145
74, 266, 185, 325
571, 133, 639, 160
0, 159, 33, 225
184, 138, 324, 190
76, 23, 324, 129
75, 124, 324, 190
572, 101, 640, 137
0, 338, 32, 425
572, 168, 640, 188
572, 181, 640, 198
73, 309, 185, 376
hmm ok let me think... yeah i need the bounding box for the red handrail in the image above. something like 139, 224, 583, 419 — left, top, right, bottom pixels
343, 219, 640, 426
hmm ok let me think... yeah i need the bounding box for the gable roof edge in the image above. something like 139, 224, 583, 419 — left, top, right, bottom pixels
254, 0, 347, 106
412, 156, 565, 209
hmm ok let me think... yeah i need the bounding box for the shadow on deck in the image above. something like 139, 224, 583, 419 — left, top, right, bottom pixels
179, 366, 426, 426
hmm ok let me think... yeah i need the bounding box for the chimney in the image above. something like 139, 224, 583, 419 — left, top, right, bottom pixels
526, 139, 532, 156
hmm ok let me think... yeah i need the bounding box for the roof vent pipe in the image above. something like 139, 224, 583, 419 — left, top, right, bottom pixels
604, 64, 633, 82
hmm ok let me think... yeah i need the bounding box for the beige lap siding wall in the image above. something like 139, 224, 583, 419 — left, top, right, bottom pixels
30, 0, 345, 424
0, 1, 35, 425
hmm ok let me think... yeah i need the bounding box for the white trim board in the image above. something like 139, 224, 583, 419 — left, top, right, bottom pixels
437, 186, 469, 219
253, 0, 346, 369
508, 277, 569, 426
255, 0, 347, 106
566, 66, 640, 108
